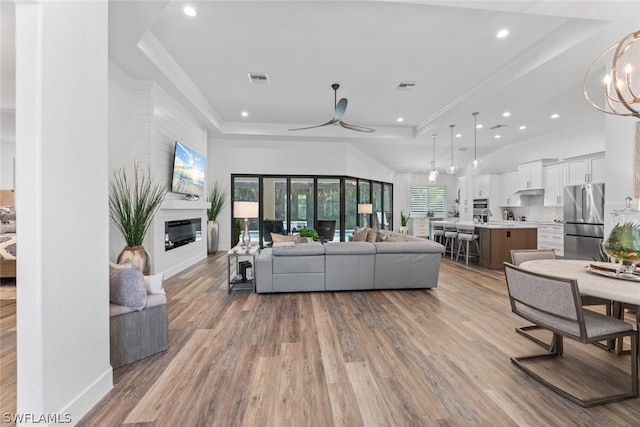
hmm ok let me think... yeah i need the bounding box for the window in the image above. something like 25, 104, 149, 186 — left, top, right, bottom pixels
410, 186, 447, 216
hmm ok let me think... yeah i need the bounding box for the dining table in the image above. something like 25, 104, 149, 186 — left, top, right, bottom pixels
520, 259, 640, 353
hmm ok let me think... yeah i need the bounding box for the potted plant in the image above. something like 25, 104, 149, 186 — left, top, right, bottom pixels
109, 163, 167, 274
399, 210, 410, 234
299, 227, 319, 242
207, 180, 229, 253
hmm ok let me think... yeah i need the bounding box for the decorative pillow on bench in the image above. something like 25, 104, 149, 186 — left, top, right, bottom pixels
109, 262, 147, 311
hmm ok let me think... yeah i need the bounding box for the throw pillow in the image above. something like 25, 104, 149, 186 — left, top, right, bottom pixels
109, 262, 147, 311
385, 234, 409, 242
271, 233, 301, 243
144, 273, 166, 295
366, 227, 379, 243
352, 226, 368, 242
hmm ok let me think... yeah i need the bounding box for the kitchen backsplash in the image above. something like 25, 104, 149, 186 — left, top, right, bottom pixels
505, 195, 563, 222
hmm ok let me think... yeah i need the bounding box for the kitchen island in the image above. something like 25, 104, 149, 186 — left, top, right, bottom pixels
475, 222, 537, 270
442, 221, 538, 270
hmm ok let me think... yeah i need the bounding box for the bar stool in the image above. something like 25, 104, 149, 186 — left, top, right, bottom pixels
455, 223, 479, 265
443, 223, 458, 260
431, 222, 445, 245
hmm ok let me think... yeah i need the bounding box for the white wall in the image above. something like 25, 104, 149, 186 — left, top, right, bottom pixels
1, 139, 15, 189
16, 1, 112, 423
208, 138, 396, 249
108, 64, 208, 278
476, 119, 605, 174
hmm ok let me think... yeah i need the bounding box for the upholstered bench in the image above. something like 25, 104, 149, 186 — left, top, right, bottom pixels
109, 294, 168, 368
109, 262, 168, 368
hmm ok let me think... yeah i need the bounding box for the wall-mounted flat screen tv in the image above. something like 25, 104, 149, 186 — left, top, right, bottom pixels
171, 141, 206, 198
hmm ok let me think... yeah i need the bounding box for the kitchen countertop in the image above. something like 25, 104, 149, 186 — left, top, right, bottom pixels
442, 220, 538, 229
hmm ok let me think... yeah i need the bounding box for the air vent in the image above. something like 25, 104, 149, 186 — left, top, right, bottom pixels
490, 124, 508, 130
397, 81, 417, 91
248, 73, 269, 84
457, 147, 469, 152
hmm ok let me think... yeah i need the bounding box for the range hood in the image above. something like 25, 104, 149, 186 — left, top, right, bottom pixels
515, 188, 544, 196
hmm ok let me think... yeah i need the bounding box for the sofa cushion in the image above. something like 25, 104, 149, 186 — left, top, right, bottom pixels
325, 241, 376, 255
383, 233, 409, 242
109, 262, 147, 311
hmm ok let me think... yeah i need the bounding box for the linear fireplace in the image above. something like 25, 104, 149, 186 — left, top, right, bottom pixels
165, 218, 202, 251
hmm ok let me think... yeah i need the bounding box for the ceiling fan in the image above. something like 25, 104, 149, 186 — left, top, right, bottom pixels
289, 83, 376, 133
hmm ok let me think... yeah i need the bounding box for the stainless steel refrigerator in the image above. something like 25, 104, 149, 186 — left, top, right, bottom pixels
563, 183, 605, 260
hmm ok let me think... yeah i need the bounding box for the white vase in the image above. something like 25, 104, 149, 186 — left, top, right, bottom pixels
399, 226, 408, 235
207, 220, 220, 254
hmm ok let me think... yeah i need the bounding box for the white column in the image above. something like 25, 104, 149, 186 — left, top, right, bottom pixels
15, 1, 112, 423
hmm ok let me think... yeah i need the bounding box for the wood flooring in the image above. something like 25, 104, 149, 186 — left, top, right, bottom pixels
3, 254, 640, 426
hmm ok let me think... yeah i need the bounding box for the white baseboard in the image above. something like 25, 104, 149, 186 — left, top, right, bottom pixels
58, 366, 112, 426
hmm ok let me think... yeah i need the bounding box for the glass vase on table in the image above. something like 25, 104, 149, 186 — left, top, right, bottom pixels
602, 197, 640, 277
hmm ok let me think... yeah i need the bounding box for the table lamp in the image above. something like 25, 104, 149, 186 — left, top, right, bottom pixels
358, 203, 373, 227
234, 201, 259, 246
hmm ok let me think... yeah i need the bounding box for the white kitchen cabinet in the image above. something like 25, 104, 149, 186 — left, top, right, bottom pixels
516, 161, 544, 191
408, 217, 430, 238
537, 223, 564, 257
566, 154, 605, 185
498, 171, 521, 207
544, 163, 566, 207
473, 175, 490, 199
458, 177, 473, 222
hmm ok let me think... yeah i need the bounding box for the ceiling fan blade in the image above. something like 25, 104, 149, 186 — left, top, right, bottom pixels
288, 118, 339, 131
339, 121, 376, 133
334, 98, 348, 121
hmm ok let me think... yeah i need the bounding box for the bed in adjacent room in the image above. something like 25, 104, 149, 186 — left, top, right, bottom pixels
0, 190, 16, 279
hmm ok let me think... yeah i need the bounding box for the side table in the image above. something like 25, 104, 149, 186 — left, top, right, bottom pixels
227, 245, 260, 293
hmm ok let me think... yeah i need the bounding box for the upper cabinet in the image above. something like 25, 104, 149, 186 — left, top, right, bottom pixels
499, 171, 521, 207
472, 175, 490, 199
566, 154, 605, 185
516, 161, 544, 191
544, 163, 566, 207
458, 177, 473, 222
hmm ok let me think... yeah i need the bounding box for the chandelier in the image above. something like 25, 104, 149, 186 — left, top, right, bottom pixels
446, 124, 458, 175
428, 134, 439, 183
470, 112, 481, 169
584, 30, 640, 117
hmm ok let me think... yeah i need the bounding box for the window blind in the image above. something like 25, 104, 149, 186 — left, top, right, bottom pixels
410, 186, 447, 215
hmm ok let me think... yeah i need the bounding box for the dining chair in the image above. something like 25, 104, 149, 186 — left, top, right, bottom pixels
455, 223, 479, 265
510, 249, 614, 350
504, 262, 638, 407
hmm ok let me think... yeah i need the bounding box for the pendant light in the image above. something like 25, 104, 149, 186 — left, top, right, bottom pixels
470, 112, 482, 169
428, 134, 439, 183
446, 124, 458, 174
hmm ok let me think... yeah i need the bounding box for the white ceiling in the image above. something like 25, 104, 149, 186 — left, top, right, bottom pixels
3, 1, 639, 173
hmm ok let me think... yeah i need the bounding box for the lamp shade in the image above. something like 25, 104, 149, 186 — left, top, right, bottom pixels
233, 201, 259, 218
358, 203, 373, 214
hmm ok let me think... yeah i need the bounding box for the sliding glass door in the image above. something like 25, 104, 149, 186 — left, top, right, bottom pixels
262, 177, 287, 247
291, 178, 314, 232
317, 178, 340, 242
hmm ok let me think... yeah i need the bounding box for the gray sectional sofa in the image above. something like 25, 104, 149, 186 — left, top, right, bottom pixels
255, 231, 445, 293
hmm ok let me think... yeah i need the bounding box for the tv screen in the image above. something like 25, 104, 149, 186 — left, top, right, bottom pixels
171, 141, 206, 198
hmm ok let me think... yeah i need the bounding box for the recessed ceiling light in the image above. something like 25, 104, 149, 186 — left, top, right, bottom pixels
494, 134, 501, 139
456, 133, 462, 138
496, 29, 509, 39
183, 6, 197, 17
241, 111, 248, 117
519, 125, 527, 130
550, 113, 560, 119
476, 124, 483, 129
502, 111, 511, 117
397, 117, 404, 122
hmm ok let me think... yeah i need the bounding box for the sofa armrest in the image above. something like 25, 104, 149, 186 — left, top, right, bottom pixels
256, 249, 273, 293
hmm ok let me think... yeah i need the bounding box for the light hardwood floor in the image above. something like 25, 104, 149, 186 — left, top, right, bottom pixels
2, 255, 640, 426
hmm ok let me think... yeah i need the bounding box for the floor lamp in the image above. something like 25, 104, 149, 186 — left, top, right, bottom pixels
234, 201, 259, 247
358, 203, 373, 228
